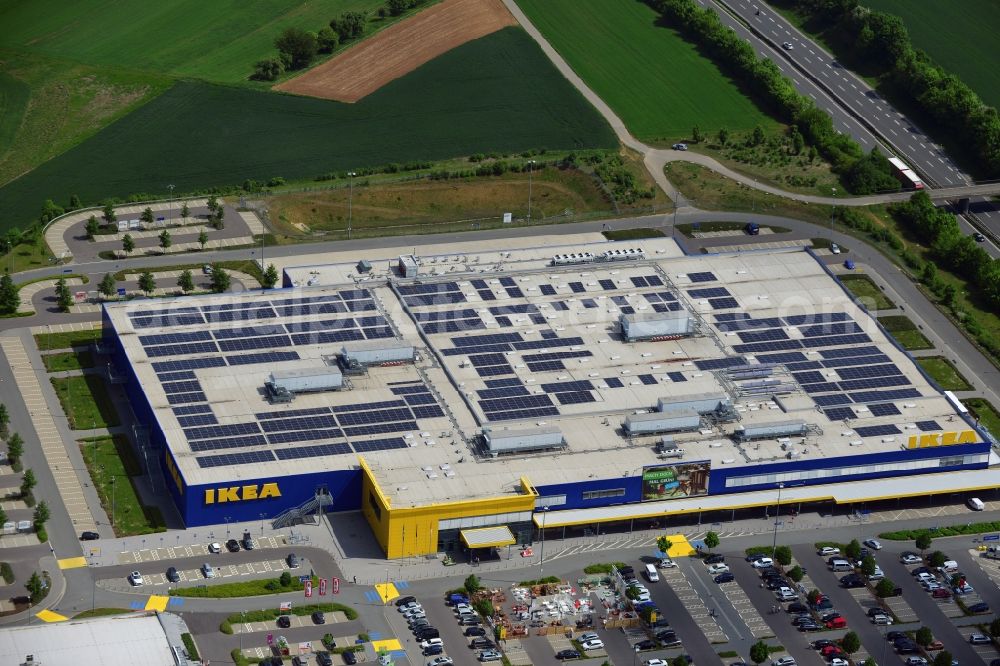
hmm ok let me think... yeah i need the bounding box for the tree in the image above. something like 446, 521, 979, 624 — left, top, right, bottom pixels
387, 0, 412, 16
85, 216, 100, 240
941, 283, 958, 308
0, 273, 19, 314
7, 433, 23, 468
55, 278, 73, 312
25, 571, 43, 603
915, 626, 933, 647
845, 539, 861, 560
210, 266, 231, 293
317, 26, 338, 53
20, 468, 36, 498
122, 233, 135, 257
671, 657, 688, 666
274, 27, 318, 70
787, 565, 804, 583
656, 535, 673, 556
932, 652, 952, 666
841, 631, 860, 655
790, 127, 805, 155
177, 270, 194, 293
875, 577, 896, 598
807, 588, 822, 605
464, 574, 481, 595
181, 202, 189, 221
279, 570, 292, 586
330, 11, 366, 42
927, 550, 947, 568
252, 56, 285, 81
717, 127, 729, 145
207, 195, 219, 214
262, 264, 279, 289
704, 531, 720, 553
158, 229, 172, 253
774, 545, 792, 566
40, 199, 64, 224
98, 273, 117, 299
0, 506, 6, 526
212, 208, 225, 230
33, 500, 50, 526
749, 640, 769, 665
860, 555, 877, 577
140, 207, 154, 225
0, 403, 8, 436
198, 230, 208, 250
692, 125, 703, 143
102, 201, 116, 225
915, 532, 933, 554
68, 194, 82, 211
751, 124, 765, 146
138, 271, 156, 296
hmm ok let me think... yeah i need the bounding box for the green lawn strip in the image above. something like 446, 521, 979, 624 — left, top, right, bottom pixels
111, 259, 263, 283
879, 522, 1000, 540
838, 275, 896, 310
877, 316, 933, 351
181, 633, 200, 661
0, 70, 30, 154
73, 607, 130, 619
676, 221, 790, 236
965, 398, 1000, 442
220, 603, 357, 632
175, 575, 320, 599
0, 28, 615, 232
515, 0, 777, 143
50, 375, 120, 429
915, 356, 973, 391
79, 435, 165, 536
41, 350, 95, 373
601, 229, 664, 241
33, 327, 101, 351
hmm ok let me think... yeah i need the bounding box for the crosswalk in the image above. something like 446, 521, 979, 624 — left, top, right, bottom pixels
543, 529, 761, 563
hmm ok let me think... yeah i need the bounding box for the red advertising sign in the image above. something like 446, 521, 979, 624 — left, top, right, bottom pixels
319, 578, 327, 596
304, 580, 312, 598
332, 577, 340, 594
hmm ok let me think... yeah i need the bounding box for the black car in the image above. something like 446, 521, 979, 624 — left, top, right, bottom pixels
342, 651, 357, 665
458, 616, 481, 626
797, 622, 820, 632
655, 630, 677, 641
556, 649, 581, 660
619, 566, 635, 575
704, 554, 725, 565
840, 575, 864, 588
886, 631, 907, 642
415, 627, 439, 640
242, 532, 255, 550
395, 595, 417, 607
166, 567, 180, 583
423, 645, 443, 656
276, 615, 291, 628
968, 602, 991, 613
765, 578, 788, 590
470, 637, 495, 650
226, 539, 241, 552
316, 654, 333, 666
311, 611, 326, 624
80, 531, 100, 541
911, 566, 931, 577
894, 639, 918, 654
787, 603, 808, 614
792, 616, 815, 626
465, 627, 487, 636
715, 572, 735, 584
746, 552, 766, 562
866, 607, 887, 618
820, 612, 841, 623
259, 659, 283, 666
635, 639, 659, 651
811, 639, 835, 650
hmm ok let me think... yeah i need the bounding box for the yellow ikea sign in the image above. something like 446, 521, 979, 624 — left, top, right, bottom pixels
906, 430, 977, 449
204, 483, 281, 504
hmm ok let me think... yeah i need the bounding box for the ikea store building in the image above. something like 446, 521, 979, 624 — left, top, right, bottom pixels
102, 237, 997, 558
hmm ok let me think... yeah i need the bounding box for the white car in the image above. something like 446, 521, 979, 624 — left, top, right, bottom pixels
658, 558, 677, 569
782, 42, 793, 50
399, 602, 421, 612
818, 546, 840, 557
403, 607, 425, 617
830, 659, 849, 666
915, 572, 936, 583
419, 638, 443, 649
672, 143, 688, 151
772, 657, 796, 666
863, 538, 882, 550
208, 542, 222, 554
868, 566, 885, 581
707, 563, 730, 575
752, 557, 774, 569
128, 571, 144, 586
427, 658, 454, 666
645, 660, 670, 666
901, 552, 922, 565
453, 603, 474, 613
579, 633, 600, 643
775, 587, 798, 601
921, 580, 941, 591
581, 638, 605, 651
830, 243, 841, 254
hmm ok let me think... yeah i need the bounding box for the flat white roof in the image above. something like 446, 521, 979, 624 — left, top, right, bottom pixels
0, 614, 175, 666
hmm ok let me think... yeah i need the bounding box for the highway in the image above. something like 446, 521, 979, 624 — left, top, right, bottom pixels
698, 0, 1000, 251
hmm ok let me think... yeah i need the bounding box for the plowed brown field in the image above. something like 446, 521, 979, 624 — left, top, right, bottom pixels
275, 0, 517, 102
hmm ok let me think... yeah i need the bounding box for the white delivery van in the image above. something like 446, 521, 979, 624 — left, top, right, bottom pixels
644, 563, 660, 582
938, 560, 959, 574
968, 497, 985, 511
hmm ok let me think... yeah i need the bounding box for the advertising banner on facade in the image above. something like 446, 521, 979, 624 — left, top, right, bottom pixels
641, 461, 711, 501
332, 577, 340, 594
304, 580, 312, 597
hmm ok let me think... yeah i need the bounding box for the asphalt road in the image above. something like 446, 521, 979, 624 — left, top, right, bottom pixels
703, 0, 1000, 251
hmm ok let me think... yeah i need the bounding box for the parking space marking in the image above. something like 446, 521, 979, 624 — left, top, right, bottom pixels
661, 565, 729, 643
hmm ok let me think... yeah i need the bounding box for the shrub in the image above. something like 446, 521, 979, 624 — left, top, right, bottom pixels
181, 633, 200, 661
0, 562, 13, 584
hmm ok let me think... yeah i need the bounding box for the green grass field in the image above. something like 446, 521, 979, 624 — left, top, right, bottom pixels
0, 0, 387, 84
0, 28, 615, 232
838, 274, 895, 311
34, 327, 101, 351
862, 0, 1000, 109
50, 375, 121, 429
515, 0, 777, 143
966, 398, 1000, 442
0, 70, 30, 155
79, 435, 165, 536
877, 315, 933, 351
916, 356, 973, 392
41, 350, 95, 373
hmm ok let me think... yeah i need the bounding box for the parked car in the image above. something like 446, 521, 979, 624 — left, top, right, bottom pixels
811, 639, 836, 650
645, 661, 670, 666
715, 572, 735, 584
276, 615, 291, 628
840, 575, 864, 589
926, 640, 944, 651
787, 602, 808, 614
224, 539, 240, 552
422, 645, 444, 657
427, 658, 453, 666
342, 651, 357, 666
478, 650, 502, 662
658, 558, 677, 569
470, 637, 495, 650
399, 601, 421, 612
80, 531, 100, 541
704, 553, 725, 565
241, 532, 255, 550
465, 626, 486, 637
772, 658, 796, 666
635, 639, 659, 651
128, 571, 144, 586
829, 659, 849, 666
311, 611, 325, 624
581, 639, 605, 651
900, 552, 922, 565
954, 582, 974, 594
912, 566, 932, 577
818, 546, 840, 557
775, 587, 798, 602
166, 567, 180, 583
968, 602, 991, 613
316, 653, 334, 666
287, 553, 301, 569
672, 143, 688, 151
970, 633, 991, 645
830, 243, 841, 255
208, 542, 222, 554
797, 621, 820, 631
395, 596, 417, 607
419, 638, 443, 650
746, 552, 767, 562
872, 615, 893, 626
931, 588, 952, 599
752, 557, 774, 569
556, 650, 581, 660
863, 538, 882, 550
707, 564, 730, 575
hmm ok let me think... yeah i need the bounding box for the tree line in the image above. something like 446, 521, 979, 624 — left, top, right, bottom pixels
253, 0, 429, 81
647, 0, 897, 195
771, 0, 1000, 178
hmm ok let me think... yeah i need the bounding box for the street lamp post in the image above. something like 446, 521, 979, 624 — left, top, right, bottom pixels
538, 507, 550, 576
347, 172, 356, 240
771, 482, 784, 560
240, 610, 246, 653
527, 160, 537, 222
111, 476, 117, 528
259, 512, 266, 535
830, 187, 837, 228
225, 517, 232, 537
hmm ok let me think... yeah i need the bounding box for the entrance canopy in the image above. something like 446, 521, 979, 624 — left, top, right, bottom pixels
460, 525, 516, 549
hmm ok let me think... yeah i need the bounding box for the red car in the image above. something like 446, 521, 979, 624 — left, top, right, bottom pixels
820, 646, 844, 659
825, 616, 847, 629
926, 640, 944, 651
931, 588, 951, 599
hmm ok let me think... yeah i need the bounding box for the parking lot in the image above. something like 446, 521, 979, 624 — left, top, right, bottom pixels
130, 557, 294, 587
117, 534, 287, 565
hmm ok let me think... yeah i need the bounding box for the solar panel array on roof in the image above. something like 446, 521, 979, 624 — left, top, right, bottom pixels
854, 424, 902, 437
694, 357, 747, 371
709, 297, 741, 310
668, 372, 687, 382
688, 287, 730, 299
916, 420, 942, 431
867, 403, 901, 417
196, 450, 274, 468
825, 407, 857, 421
687, 271, 717, 282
